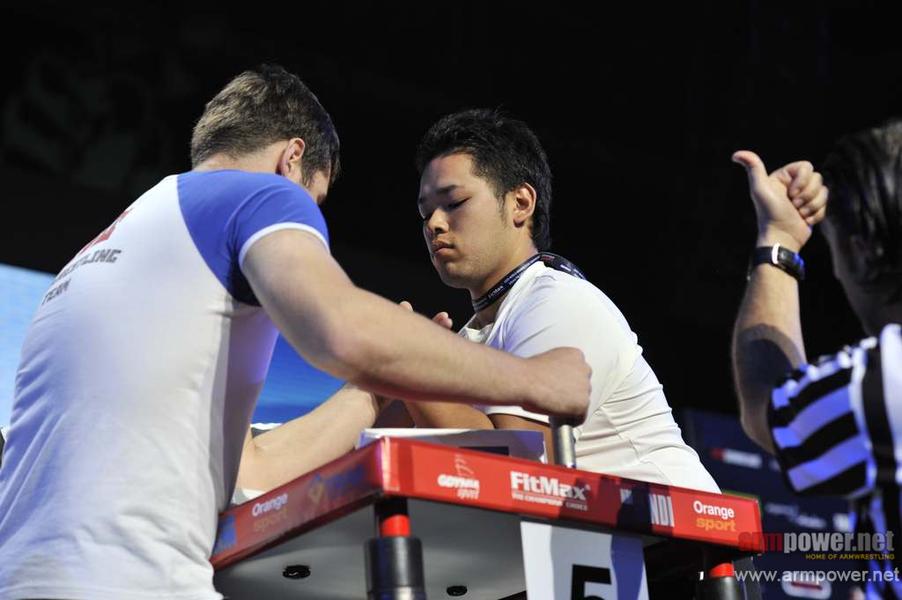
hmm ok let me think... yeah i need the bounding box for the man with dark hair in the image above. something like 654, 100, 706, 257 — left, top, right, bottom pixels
732, 121, 901, 596
414, 109, 555, 252
0, 68, 590, 599
393, 108, 719, 490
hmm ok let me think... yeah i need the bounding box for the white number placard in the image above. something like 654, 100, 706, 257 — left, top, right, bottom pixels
520, 520, 648, 600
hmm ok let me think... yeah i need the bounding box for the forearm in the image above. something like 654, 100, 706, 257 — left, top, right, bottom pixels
403, 400, 495, 430
284, 284, 546, 411
729, 151, 828, 453
244, 232, 549, 413
323, 287, 544, 409
372, 399, 417, 427
488, 413, 555, 464
236, 385, 377, 492
732, 258, 807, 453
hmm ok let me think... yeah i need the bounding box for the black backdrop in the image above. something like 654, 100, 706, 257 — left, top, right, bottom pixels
2, 1, 900, 415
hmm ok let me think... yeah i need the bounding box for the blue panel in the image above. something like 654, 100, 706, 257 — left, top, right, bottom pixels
0, 263, 342, 427
253, 335, 345, 423
678, 408, 861, 599
0, 264, 54, 426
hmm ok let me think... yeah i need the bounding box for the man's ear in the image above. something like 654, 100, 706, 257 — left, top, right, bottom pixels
511, 183, 537, 227
277, 138, 306, 179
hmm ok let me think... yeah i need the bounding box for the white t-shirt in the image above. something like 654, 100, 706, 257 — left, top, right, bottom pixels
0, 171, 329, 599
463, 261, 719, 493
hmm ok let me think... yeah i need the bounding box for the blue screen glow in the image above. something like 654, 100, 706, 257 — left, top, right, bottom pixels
0, 263, 342, 427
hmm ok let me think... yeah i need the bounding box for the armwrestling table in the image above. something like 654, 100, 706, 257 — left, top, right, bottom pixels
212, 436, 762, 599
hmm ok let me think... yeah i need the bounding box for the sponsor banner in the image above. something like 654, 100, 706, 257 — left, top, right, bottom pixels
401, 439, 762, 551
213, 438, 764, 571
435, 454, 481, 500
671, 495, 763, 550
211, 443, 384, 568
709, 447, 763, 469
618, 487, 674, 529
404, 441, 620, 522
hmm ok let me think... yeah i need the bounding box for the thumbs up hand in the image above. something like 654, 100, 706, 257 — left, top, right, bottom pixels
732, 150, 828, 251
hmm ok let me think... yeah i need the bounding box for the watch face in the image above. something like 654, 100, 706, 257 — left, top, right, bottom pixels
776, 246, 805, 279
751, 246, 804, 280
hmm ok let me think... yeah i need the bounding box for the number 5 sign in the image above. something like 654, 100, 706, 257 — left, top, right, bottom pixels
520, 520, 648, 599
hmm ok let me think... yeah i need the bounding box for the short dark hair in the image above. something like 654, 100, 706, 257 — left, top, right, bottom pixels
190, 64, 340, 185
415, 109, 553, 250
823, 118, 902, 280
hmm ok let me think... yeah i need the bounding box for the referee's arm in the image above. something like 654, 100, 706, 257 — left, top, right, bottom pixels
729, 150, 827, 453
732, 261, 805, 453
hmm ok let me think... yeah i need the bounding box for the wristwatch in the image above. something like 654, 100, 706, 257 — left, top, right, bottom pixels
748, 244, 805, 281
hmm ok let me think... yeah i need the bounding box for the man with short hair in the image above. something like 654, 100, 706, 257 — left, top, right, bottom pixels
731, 121, 901, 597
398, 108, 719, 491
0, 67, 590, 600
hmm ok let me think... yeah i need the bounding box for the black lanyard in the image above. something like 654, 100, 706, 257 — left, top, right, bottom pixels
471, 252, 586, 313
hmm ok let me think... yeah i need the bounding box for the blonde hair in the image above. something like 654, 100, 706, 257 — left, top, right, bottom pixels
190, 64, 340, 184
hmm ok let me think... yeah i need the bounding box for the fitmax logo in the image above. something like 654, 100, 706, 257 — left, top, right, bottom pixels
510, 472, 589, 501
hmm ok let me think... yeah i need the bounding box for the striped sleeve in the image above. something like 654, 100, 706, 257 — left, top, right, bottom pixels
767, 326, 902, 498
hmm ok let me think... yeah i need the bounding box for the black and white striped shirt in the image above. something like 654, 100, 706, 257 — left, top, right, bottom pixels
769, 323, 902, 498
769, 323, 902, 598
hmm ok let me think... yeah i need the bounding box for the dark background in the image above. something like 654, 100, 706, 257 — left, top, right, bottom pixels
2, 2, 900, 416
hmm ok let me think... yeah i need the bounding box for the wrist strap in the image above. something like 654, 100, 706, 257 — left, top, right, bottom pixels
748, 244, 805, 281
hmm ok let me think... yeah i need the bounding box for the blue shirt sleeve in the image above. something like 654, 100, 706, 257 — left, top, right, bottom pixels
177, 170, 329, 305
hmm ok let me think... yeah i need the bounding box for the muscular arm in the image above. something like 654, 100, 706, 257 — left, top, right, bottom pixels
401, 402, 557, 462
372, 399, 417, 428
398, 286, 607, 464
241, 230, 589, 417
730, 151, 828, 452
489, 414, 556, 464
236, 385, 378, 492
403, 400, 494, 430
732, 259, 806, 453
